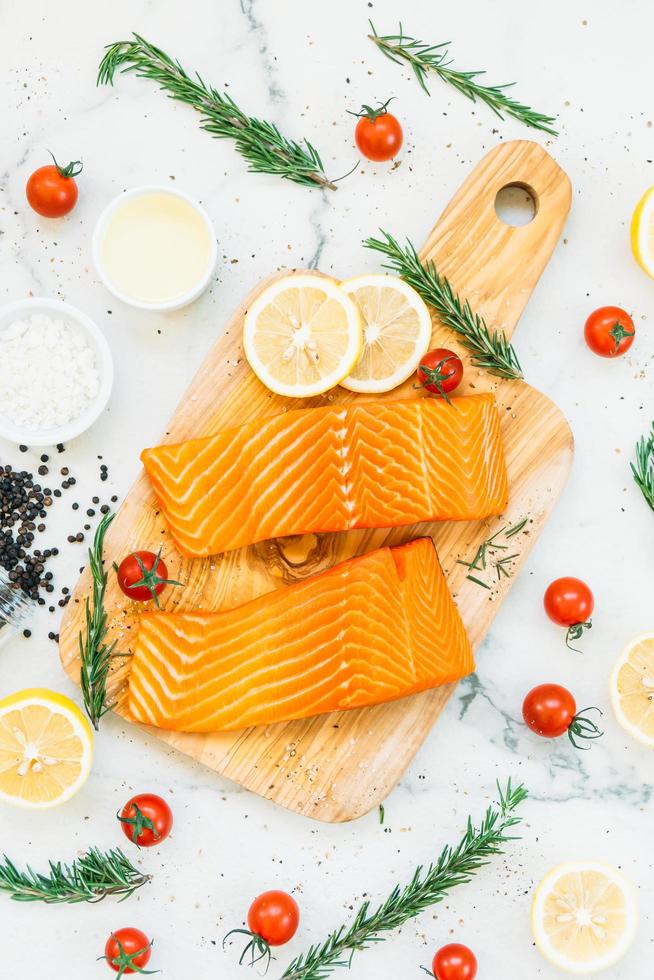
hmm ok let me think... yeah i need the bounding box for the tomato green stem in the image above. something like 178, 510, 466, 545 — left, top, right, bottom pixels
565, 620, 592, 652
348, 96, 395, 122
609, 321, 634, 354
47, 150, 83, 178
567, 707, 603, 750
223, 928, 271, 972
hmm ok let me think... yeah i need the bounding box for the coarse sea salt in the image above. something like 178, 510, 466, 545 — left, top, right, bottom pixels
0, 313, 100, 430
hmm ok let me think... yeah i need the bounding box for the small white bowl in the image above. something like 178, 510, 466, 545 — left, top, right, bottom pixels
92, 185, 218, 312
0, 297, 114, 447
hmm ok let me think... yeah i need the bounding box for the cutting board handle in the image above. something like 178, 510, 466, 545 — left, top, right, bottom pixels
420, 140, 572, 342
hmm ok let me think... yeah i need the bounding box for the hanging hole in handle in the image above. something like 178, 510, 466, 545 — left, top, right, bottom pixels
494, 182, 538, 226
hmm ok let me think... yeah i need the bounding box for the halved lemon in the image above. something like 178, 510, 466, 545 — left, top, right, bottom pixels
531, 861, 638, 975
243, 274, 362, 398
339, 274, 432, 393
0, 688, 93, 808
610, 632, 654, 746
631, 186, 654, 278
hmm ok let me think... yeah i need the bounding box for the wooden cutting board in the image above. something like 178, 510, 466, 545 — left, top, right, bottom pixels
60, 140, 573, 823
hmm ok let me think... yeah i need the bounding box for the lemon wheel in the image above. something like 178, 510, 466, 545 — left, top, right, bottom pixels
610, 631, 654, 746
339, 274, 432, 393
0, 688, 93, 808
243, 274, 362, 398
531, 861, 638, 974
631, 186, 654, 278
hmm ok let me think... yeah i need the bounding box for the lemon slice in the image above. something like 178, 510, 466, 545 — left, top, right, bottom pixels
631, 187, 654, 278
610, 632, 654, 746
339, 274, 432, 393
0, 688, 93, 808
243, 274, 362, 397
531, 861, 638, 975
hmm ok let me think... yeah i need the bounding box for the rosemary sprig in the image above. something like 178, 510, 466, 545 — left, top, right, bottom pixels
98, 34, 337, 190
280, 780, 527, 980
457, 518, 529, 589
79, 513, 126, 730
631, 422, 654, 512
0, 847, 150, 904
368, 22, 557, 136
364, 231, 523, 379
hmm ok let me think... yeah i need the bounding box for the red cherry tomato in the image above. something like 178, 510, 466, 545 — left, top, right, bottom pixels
523, 683, 577, 738
417, 348, 464, 397
522, 684, 603, 749
115, 550, 181, 606
103, 928, 152, 976
26, 154, 82, 218
431, 943, 478, 980
544, 577, 594, 650
353, 100, 403, 161
248, 890, 300, 946
544, 577, 594, 626
584, 306, 635, 357
118, 793, 173, 848
226, 890, 300, 969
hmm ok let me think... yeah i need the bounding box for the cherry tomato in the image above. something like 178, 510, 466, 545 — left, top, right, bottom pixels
430, 943, 478, 980
522, 683, 603, 749
248, 890, 300, 946
523, 683, 577, 738
584, 306, 635, 357
417, 348, 464, 398
114, 550, 181, 606
353, 99, 403, 161
103, 928, 152, 977
225, 890, 300, 969
544, 576, 593, 650
118, 793, 173, 848
26, 153, 82, 218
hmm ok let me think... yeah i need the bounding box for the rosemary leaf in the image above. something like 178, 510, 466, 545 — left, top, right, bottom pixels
98, 34, 337, 190
631, 422, 654, 512
364, 231, 523, 379
0, 847, 150, 904
280, 780, 527, 980
79, 513, 126, 730
368, 22, 557, 136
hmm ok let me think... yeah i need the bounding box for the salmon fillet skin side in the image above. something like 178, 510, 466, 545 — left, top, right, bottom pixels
141, 393, 508, 558
127, 538, 474, 733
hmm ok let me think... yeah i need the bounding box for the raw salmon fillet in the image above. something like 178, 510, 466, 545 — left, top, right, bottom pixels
141, 393, 508, 558
127, 538, 473, 733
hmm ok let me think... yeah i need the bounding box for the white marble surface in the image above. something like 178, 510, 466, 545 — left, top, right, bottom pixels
1, 0, 653, 977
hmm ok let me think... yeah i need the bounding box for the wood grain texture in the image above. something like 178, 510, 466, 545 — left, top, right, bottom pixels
59, 140, 573, 822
